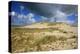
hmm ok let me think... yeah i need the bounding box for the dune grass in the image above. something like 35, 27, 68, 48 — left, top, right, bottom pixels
11, 26, 78, 52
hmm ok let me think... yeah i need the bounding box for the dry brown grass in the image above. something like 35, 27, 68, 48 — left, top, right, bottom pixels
11, 23, 78, 53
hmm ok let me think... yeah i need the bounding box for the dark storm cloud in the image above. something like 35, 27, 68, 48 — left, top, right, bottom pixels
23, 2, 78, 18
60, 5, 78, 14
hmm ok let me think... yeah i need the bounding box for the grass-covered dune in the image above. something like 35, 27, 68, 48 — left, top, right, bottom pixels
11, 23, 78, 53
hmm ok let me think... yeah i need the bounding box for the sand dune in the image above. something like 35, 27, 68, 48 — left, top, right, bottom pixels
11, 22, 78, 52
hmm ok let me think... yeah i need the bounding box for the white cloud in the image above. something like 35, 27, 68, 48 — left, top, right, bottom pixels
29, 18, 36, 23
11, 11, 16, 16
17, 14, 24, 18
26, 13, 34, 18
26, 13, 36, 23
55, 10, 67, 20
11, 11, 36, 24
49, 10, 67, 22
49, 10, 75, 25
16, 12, 36, 23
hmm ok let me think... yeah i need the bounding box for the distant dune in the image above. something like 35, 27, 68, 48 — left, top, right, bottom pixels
19, 22, 77, 33
19, 22, 69, 28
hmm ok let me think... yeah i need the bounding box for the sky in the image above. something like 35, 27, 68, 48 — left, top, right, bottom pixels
9, 1, 78, 26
